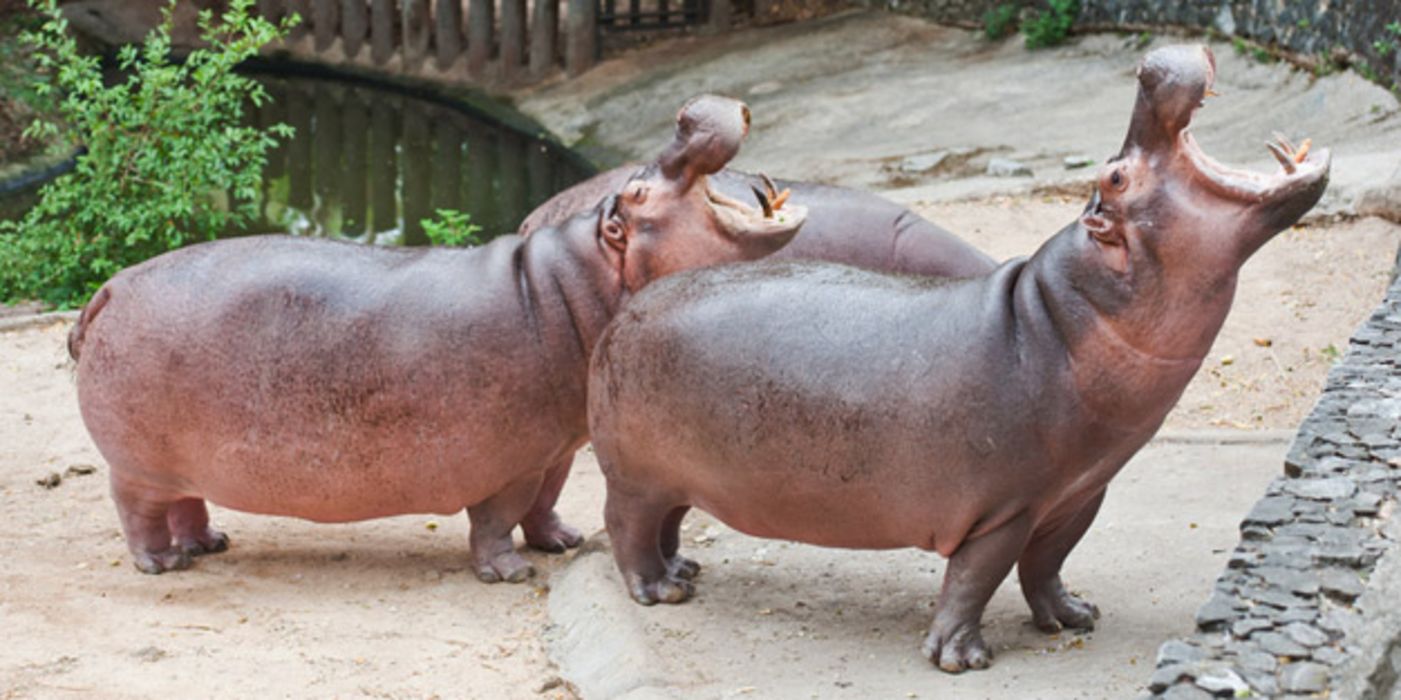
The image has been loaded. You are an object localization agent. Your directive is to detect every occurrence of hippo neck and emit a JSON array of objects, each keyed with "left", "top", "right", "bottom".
[
  {"left": 1011, "top": 224, "right": 1208, "bottom": 437},
  {"left": 517, "top": 214, "right": 625, "bottom": 440}
]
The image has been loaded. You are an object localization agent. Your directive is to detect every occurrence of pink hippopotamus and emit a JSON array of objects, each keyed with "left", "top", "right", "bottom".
[
  {"left": 586, "top": 46, "right": 1329, "bottom": 672},
  {"left": 70, "top": 95, "right": 807, "bottom": 581}
]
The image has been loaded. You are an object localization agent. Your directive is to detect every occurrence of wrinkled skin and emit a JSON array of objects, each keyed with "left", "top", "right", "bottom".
[
  {"left": 587, "top": 46, "right": 1329, "bottom": 672},
  {"left": 71, "top": 95, "right": 806, "bottom": 580}
]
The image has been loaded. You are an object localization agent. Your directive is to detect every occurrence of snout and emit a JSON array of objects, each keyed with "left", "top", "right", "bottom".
[
  {"left": 658, "top": 94, "right": 750, "bottom": 183},
  {"left": 1122, "top": 44, "right": 1216, "bottom": 153}
]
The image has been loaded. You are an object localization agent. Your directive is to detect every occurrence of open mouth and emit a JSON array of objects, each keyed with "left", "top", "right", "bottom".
[
  {"left": 705, "top": 173, "right": 808, "bottom": 235},
  {"left": 1175, "top": 53, "right": 1329, "bottom": 205}
]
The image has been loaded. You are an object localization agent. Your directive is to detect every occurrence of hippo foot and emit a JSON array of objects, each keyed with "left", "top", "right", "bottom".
[
  {"left": 921, "top": 623, "right": 992, "bottom": 673},
  {"left": 667, "top": 555, "right": 701, "bottom": 580},
  {"left": 132, "top": 548, "right": 194, "bottom": 575},
  {"left": 626, "top": 572, "right": 695, "bottom": 606},
  {"left": 473, "top": 550, "right": 536, "bottom": 584},
  {"left": 1028, "top": 587, "right": 1099, "bottom": 634},
  {"left": 177, "top": 529, "right": 230, "bottom": 557},
  {"left": 521, "top": 513, "right": 584, "bottom": 554}
]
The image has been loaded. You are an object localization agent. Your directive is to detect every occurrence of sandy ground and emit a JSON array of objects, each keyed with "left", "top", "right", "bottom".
[{"left": 5, "top": 10, "right": 1401, "bottom": 700}]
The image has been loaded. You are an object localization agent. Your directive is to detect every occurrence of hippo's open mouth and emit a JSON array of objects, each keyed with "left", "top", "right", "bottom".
[
  {"left": 705, "top": 174, "right": 808, "bottom": 237},
  {"left": 1172, "top": 49, "right": 1330, "bottom": 206}
]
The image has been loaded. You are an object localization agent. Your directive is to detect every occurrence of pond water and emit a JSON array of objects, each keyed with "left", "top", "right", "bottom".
[{"left": 0, "top": 72, "right": 595, "bottom": 245}]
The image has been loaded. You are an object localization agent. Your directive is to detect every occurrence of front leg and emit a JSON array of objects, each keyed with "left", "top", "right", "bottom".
[
  {"left": 520, "top": 454, "right": 585, "bottom": 553},
  {"left": 1017, "top": 490, "right": 1104, "bottom": 633},
  {"left": 922, "top": 511, "right": 1034, "bottom": 673}
]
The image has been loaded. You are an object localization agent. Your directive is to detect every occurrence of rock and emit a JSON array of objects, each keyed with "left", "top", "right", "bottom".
[
  {"left": 1157, "top": 640, "right": 1207, "bottom": 667},
  {"left": 986, "top": 157, "right": 1031, "bottom": 177},
  {"left": 1355, "top": 167, "right": 1401, "bottom": 224},
  {"left": 1253, "top": 631, "right": 1308, "bottom": 658},
  {"left": 899, "top": 151, "right": 950, "bottom": 174},
  {"left": 1277, "top": 661, "right": 1329, "bottom": 693},
  {"left": 35, "top": 472, "right": 62, "bottom": 489},
  {"left": 1242, "top": 496, "right": 1295, "bottom": 527},
  {"left": 1230, "top": 617, "right": 1272, "bottom": 638},
  {"left": 1062, "top": 154, "right": 1094, "bottom": 169},
  {"left": 1281, "top": 622, "right": 1329, "bottom": 647},
  {"left": 1195, "top": 593, "right": 1236, "bottom": 631},
  {"left": 1317, "top": 608, "right": 1362, "bottom": 636},
  {"left": 1163, "top": 683, "right": 1214, "bottom": 700},
  {"left": 1284, "top": 477, "right": 1356, "bottom": 501},
  {"left": 1236, "top": 649, "right": 1277, "bottom": 673},
  {"left": 1252, "top": 567, "right": 1320, "bottom": 596},
  {"left": 1149, "top": 663, "right": 1198, "bottom": 692},
  {"left": 64, "top": 464, "right": 98, "bottom": 477},
  {"left": 132, "top": 646, "right": 166, "bottom": 662},
  {"left": 1194, "top": 668, "right": 1248, "bottom": 696}
]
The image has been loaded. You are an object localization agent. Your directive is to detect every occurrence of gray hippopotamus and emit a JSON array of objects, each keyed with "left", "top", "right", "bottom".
[
  {"left": 70, "top": 95, "right": 807, "bottom": 581},
  {"left": 587, "top": 45, "right": 1328, "bottom": 672},
  {"left": 519, "top": 134, "right": 996, "bottom": 279}
]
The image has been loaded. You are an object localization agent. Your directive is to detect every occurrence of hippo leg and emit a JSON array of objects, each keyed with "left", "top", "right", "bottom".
[
  {"left": 604, "top": 484, "right": 694, "bottom": 605},
  {"left": 1017, "top": 491, "right": 1104, "bottom": 633},
  {"left": 519, "top": 455, "right": 584, "bottom": 553},
  {"left": 168, "top": 498, "right": 231, "bottom": 557},
  {"left": 111, "top": 477, "right": 194, "bottom": 575},
  {"left": 467, "top": 474, "right": 542, "bottom": 584},
  {"left": 659, "top": 505, "right": 700, "bottom": 580},
  {"left": 921, "top": 511, "right": 1034, "bottom": 673}
]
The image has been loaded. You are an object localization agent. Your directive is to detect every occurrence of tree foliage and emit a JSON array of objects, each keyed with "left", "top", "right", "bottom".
[{"left": 0, "top": 0, "right": 296, "bottom": 308}]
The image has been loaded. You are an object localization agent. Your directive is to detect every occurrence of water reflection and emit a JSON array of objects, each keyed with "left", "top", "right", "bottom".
[{"left": 247, "top": 74, "right": 592, "bottom": 244}]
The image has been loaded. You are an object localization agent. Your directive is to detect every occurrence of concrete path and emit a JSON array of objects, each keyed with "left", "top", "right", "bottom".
[{"left": 546, "top": 436, "right": 1293, "bottom": 699}]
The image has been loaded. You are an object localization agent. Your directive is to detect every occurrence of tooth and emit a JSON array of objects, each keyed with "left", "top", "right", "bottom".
[
  {"left": 760, "top": 173, "right": 778, "bottom": 200},
  {"left": 1272, "top": 132, "right": 1296, "bottom": 154},
  {"left": 1266, "top": 141, "right": 1297, "bottom": 174},
  {"left": 1293, "top": 138, "right": 1312, "bottom": 164},
  {"left": 751, "top": 186, "right": 773, "bottom": 218},
  {"left": 771, "top": 189, "right": 791, "bottom": 210}
]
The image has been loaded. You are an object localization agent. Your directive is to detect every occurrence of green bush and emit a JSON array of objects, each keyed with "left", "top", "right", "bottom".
[
  {"left": 421, "top": 209, "right": 483, "bottom": 247},
  {"left": 1022, "top": 0, "right": 1078, "bottom": 50},
  {"left": 0, "top": 0, "right": 296, "bottom": 308},
  {"left": 982, "top": 3, "right": 1019, "bottom": 41}
]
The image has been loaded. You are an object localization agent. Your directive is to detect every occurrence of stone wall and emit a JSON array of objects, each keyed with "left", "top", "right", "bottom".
[
  {"left": 1142, "top": 261, "right": 1401, "bottom": 698},
  {"left": 873, "top": 0, "right": 1401, "bottom": 89}
]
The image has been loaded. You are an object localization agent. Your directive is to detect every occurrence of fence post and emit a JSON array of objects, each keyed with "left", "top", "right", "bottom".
[
  {"left": 467, "top": 0, "right": 494, "bottom": 76},
  {"left": 529, "top": 0, "right": 558, "bottom": 78},
  {"left": 402, "top": 0, "right": 431, "bottom": 67},
  {"left": 707, "top": 0, "right": 729, "bottom": 32},
  {"left": 370, "top": 0, "right": 393, "bottom": 64},
  {"left": 499, "top": 0, "right": 526, "bottom": 81},
  {"left": 312, "top": 0, "right": 339, "bottom": 49},
  {"left": 564, "top": 0, "right": 595, "bottom": 76},
  {"left": 341, "top": 0, "right": 367, "bottom": 56},
  {"left": 435, "top": 0, "right": 463, "bottom": 69}
]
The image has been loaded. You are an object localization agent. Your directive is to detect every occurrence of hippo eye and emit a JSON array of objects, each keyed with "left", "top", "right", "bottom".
[
  {"left": 631, "top": 185, "right": 649, "bottom": 204},
  {"left": 1110, "top": 170, "right": 1123, "bottom": 188}
]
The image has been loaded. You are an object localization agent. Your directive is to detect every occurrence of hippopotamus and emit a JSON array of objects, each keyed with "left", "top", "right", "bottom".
[
  {"left": 587, "top": 45, "right": 1329, "bottom": 672},
  {"left": 519, "top": 134, "right": 996, "bottom": 280},
  {"left": 70, "top": 95, "right": 807, "bottom": 581}
]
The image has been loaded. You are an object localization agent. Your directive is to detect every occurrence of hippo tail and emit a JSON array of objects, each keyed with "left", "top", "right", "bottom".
[{"left": 67, "top": 285, "right": 112, "bottom": 362}]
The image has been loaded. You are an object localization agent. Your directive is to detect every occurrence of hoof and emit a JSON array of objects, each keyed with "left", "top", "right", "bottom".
[
  {"left": 921, "top": 625, "right": 993, "bottom": 674},
  {"left": 178, "top": 530, "right": 230, "bottom": 557},
  {"left": 1031, "top": 590, "right": 1100, "bottom": 634},
  {"left": 522, "top": 516, "right": 584, "bottom": 554},
  {"left": 628, "top": 574, "right": 694, "bottom": 606},
  {"left": 474, "top": 551, "right": 535, "bottom": 584},
  {"left": 667, "top": 555, "right": 701, "bottom": 580},
  {"left": 133, "top": 548, "right": 194, "bottom": 575}
]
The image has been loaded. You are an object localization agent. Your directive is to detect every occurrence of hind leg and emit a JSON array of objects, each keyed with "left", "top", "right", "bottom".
[
  {"left": 604, "top": 483, "right": 693, "bottom": 605},
  {"left": 111, "top": 478, "right": 192, "bottom": 575},
  {"left": 168, "top": 499, "right": 230, "bottom": 557},
  {"left": 467, "top": 474, "right": 544, "bottom": 584},
  {"left": 659, "top": 505, "right": 699, "bottom": 580},
  {"left": 519, "top": 455, "right": 584, "bottom": 553}
]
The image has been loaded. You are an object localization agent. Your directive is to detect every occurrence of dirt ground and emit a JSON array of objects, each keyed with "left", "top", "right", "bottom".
[{"left": 4, "top": 10, "right": 1401, "bottom": 700}]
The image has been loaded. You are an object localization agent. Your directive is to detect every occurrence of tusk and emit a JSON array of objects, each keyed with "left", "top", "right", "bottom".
[
  {"left": 771, "top": 188, "right": 791, "bottom": 210},
  {"left": 751, "top": 185, "right": 773, "bottom": 218},
  {"left": 759, "top": 173, "right": 779, "bottom": 200},
  {"left": 1293, "top": 138, "right": 1312, "bottom": 164},
  {"left": 1266, "top": 141, "right": 1297, "bottom": 174}
]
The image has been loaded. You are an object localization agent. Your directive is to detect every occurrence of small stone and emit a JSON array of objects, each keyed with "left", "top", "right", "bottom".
[
  {"left": 1318, "top": 569, "right": 1365, "bottom": 602},
  {"left": 1284, "top": 477, "right": 1356, "bottom": 501},
  {"left": 1311, "top": 645, "right": 1347, "bottom": 665},
  {"left": 1157, "top": 640, "right": 1207, "bottom": 667},
  {"left": 1253, "top": 632, "right": 1308, "bottom": 658},
  {"left": 535, "top": 676, "right": 565, "bottom": 694},
  {"left": 1063, "top": 154, "right": 1094, "bottom": 169},
  {"left": 1230, "top": 617, "right": 1272, "bottom": 638},
  {"left": 1281, "top": 623, "right": 1329, "bottom": 647},
  {"left": 1315, "top": 544, "right": 1368, "bottom": 568},
  {"left": 987, "top": 157, "right": 1032, "bottom": 177},
  {"left": 899, "top": 151, "right": 950, "bottom": 174},
  {"left": 1149, "top": 663, "right": 1198, "bottom": 692},
  {"left": 1278, "top": 661, "right": 1329, "bottom": 693},
  {"left": 1277, "top": 607, "right": 1318, "bottom": 624},
  {"left": 1163, "top": 683, "right": 1214, "bottom": 700},
  {"left": 1253, "top": 567, "right": 1320, "bottom": 596},
  {"left": 1195, "top": 668, "right": 1248, "bottom": 696},
  {"left": 35, "top": 473, "right": 62, "bottom": 489},
  {"left": 64, "top": 464, "right": 98, "bottom": 476},
  {"left": 1347, "top": 492, "right": 1384, "bottom": 515},
  {"left": 1243, "top": 496, "right": 1295, "bottom": 527},
  {"left": 1237, "top": 649, "right": 1278, "bottom": 673},
  {"left": 1196, "top": 594, "right": 1236, "bottom": 631},
  {"left": 132, "top": 646, "right": 166, "bottom": 662},
  {"left": 1318, "top": 608, "right": 1362, "bottom": 636}
]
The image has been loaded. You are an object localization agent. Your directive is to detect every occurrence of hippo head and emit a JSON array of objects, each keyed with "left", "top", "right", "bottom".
[
  {"left": 1071, "top": 44, "right": 1329, "bottom": 358},
  {"left": 597, "top": 95, "right": 808, "bottom": 292}
]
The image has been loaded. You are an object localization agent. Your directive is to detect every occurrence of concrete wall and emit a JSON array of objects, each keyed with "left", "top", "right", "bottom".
[{"left": 874, "top": 0, "right": 1401, "bottom": 89}]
